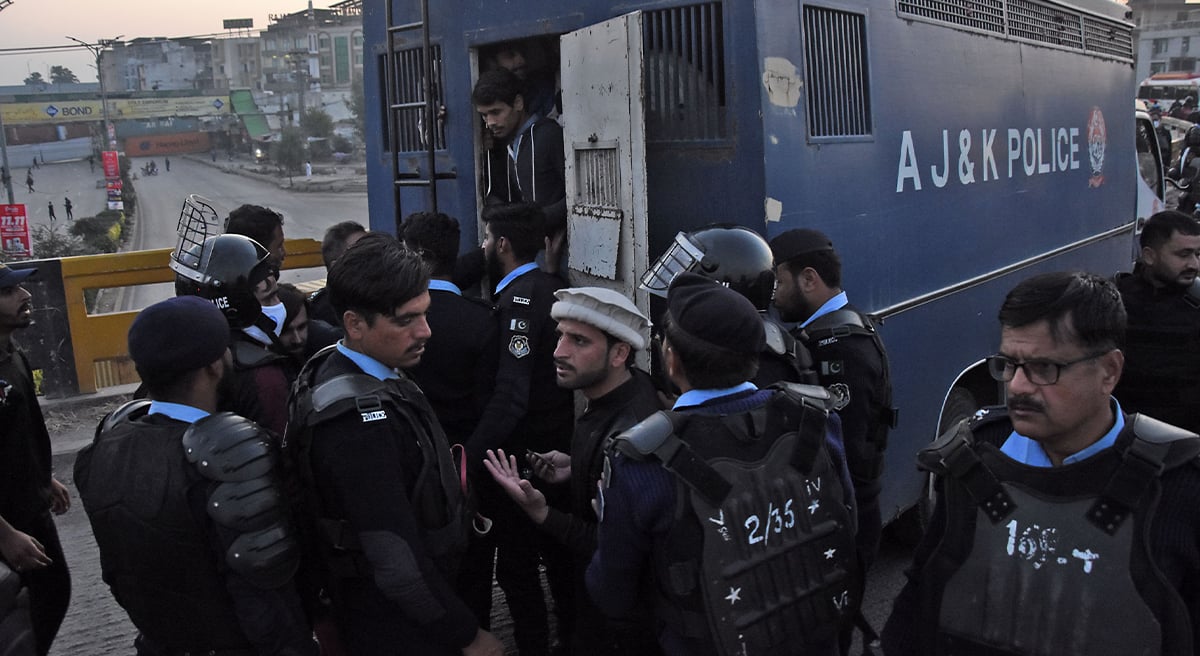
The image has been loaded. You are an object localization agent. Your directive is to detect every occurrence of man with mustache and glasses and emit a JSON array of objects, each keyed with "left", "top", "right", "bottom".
[
  {"left": 1114, "top": 210, "right": 1200, "bottom": 433},
  {"left": 0, "top": 263, "right": 70, "bottom": 656},
  {"left": 288, "top": 233, "right": 502, "bottom": 656},
  {"left": 883, "top": 271, "right": 1200, "bottom": 656}
]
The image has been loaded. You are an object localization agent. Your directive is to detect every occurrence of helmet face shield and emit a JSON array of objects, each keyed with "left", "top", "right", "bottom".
[
  {"left": 170, "top": 194, "right": 222, "bottom": 284},
  {"left": 641, "top": 225, "right": 777, "bottom": 310},
  {"left": 640, "top": 231, "right": 707, "bottom": 298}
]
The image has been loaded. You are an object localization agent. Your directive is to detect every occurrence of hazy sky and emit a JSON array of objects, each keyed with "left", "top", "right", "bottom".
[{"left": 0, "top": 0, "right": 326, "bottom": 86}]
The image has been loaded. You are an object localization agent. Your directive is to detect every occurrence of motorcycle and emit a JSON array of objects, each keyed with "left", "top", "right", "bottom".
[{"left": 1166, "top": 126, "right": 1200, "bottom": 215}]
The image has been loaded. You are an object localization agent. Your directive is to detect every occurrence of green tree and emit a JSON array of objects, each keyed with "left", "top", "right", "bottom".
[
  {"left": 300, "top": 107, "right": 334, "bottom": 139},
  {"left": 273, "top": 127, "right": 307, "bottom": 185},
  {"left": 23, "top": 71, "right": 44, "bottom": 85},
  {"left": 31, "top": 223, "right": 87, "bottom": 258},
  {"left": 49, "top": 66, "right": 79, "bottom": 84},
  {"left": 348, "top": 77, "right": 366, "bottom": 140}
]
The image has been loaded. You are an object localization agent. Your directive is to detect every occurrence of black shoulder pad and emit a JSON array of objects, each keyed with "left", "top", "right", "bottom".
[
  {"left": 232, "top": 339, "right": 284, "bottom": 370},
  {"left": 1128, "top": 414, "right": 1200, "bottom": 469},
  {"left": 771, "top": 382, "right": 834, "bottom": 411},
  {"left": 917, "top": 417, "right": 975, "bottom": 475},
  {"left": 98, "top": 399, "right": 152, "bottom": 433},
  {"left": 611, "top": 411, "right": 681, "bottom": 461},
  {"left": 182, "top": 412, "right": 275, "bottom": 483},
  {"left": 310, "top": 373, "right": 388, "bottom": 414},
  {"left": 967, "top": 405, "right": 1008, "bottom": 429},
  {"left": 762, "top": 317, "right": 788, "bottom": 357}
]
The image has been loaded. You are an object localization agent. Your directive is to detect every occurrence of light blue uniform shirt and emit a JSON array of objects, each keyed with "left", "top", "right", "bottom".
[
  {"left": 494, "top": 262, "right": 539, "bottom": 295},
  {"left": 147, "top": 401, "right": 209, "bottom": 424},
  {"left": 1000, "top": 398, "right": 1125, "bottom": 467},
  {"left": 800, "top": 291, "right": 849, "bottom": 328},
  {"left": 336, "top": 341, "right": 399, "bottom": 381},
  {"left": 674, "top": 382, "right": 758, "bottom": 410},
  {"left": 428, "top": 279, "right": 463, "bottom": 296}
]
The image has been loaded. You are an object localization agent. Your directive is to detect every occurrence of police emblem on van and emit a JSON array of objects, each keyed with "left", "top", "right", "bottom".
[{"left": 1087, "top": 107, "right": 1106, "bottom": 188}]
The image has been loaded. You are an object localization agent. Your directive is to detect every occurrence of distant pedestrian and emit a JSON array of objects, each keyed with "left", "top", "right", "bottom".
[
  {"left": 87, "top": 154, "right": 95, "bottom": 173},
  {"left": 304, "top": 160, "right": 312, "bottom": 178},
  {"left": 30, "top": 157, "right": 39, "bottom": 170},
  {"left": 164, "top": 157, "right": 170, "bottom": 173},
  {"left": 25, "top": 171, "right": 33, "bottom": 194},
  {"left": 46, "top": 202, "right": 55, "bottom": 222},
  {"left": 62, "top": 198, "right": 72, "bottom": 221},
  {"left": 210, "top": 149, "right": 217, "bottom": 163}
]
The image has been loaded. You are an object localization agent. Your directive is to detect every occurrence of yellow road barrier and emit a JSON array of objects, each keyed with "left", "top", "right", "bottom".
[{"left": 61, "top": 238, "right": 323, "bottom": 393}]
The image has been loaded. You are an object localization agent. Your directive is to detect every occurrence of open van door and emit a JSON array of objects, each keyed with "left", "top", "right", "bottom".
[{"left": 560, "top": 12, "right": 650, "bottom": 322}]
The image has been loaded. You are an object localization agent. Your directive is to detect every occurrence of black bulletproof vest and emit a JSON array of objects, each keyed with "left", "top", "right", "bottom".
[
  {"left": 74, "top": 406, "right": 253, "bottom": 652},
  {"left": 631, "top": 388, "right": 860, "bottom": 655},
  {"left": 288, "top": 347, "right": 469, "bottom": 570},
  {"left": 918, "top": 411, "right": 1199, "bottom": 656}
]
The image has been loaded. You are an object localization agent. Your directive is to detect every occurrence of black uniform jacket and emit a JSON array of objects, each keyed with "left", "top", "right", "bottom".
[{"left": 307, "top": 350, "right": 479, "bottom": 654}]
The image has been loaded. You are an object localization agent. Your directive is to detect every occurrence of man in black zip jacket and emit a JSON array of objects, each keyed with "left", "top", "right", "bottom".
[
  {"left": 1113, "top": 210, "right": 1200, "bottom": 434},
  {"left": 473, "top": 68, "right": 566, "bottom": 240},
  {"left": 484, "top": 286, "right": 662, "bottom": 655}
]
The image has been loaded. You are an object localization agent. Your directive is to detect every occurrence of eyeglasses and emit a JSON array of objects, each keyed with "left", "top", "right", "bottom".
[{"left": 986, "top": 351, "right": 1109, "bottom": 386}]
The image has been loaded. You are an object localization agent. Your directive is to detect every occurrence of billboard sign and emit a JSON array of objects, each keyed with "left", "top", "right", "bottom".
[
  {"left": 102, "top": 151, "right": 120, "bottom": 179},
  {"left": 1, "top": 95, "right": 232, "bottom": 125},
  {"left": 223, "top": 18, "right": 254, "bottom": 29},
  {"left": 0, "top": 204, "right": 32, "bottom": 259}
]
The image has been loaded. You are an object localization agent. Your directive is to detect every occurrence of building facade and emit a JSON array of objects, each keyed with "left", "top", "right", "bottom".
[{"left": 1132, "top": 0, "right": 1200, "bottom": 83}]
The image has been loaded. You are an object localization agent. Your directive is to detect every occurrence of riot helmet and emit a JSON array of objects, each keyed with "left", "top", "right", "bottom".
[
  {"left": 641, "top": 225, "right": 776, "bottom": 310},
  {"left": 1187, "top": 125, "right": 1200, "bottom": 150},
  {"left": 171, "top": 233, "right": 273, "bottom": 329}
]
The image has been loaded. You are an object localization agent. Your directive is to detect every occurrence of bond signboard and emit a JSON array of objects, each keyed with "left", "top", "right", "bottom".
[
  {"left": 0, "top": 204, "right": 32, "bottom": 259},
  {"left": 1, "top": 95, "right": 232, "bottom": 125}
]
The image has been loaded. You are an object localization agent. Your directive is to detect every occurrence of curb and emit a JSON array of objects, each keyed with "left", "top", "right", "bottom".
[{"left": 181, "top": 154, "right": 367, "bottom": 193}]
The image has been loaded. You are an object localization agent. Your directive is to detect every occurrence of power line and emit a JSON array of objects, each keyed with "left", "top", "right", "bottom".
[
  {"left": 0, "top": 45, "right": 89, "bottom": 56},
  {"left": 0, "top": 28, "right": 269, "bottom": 58}
]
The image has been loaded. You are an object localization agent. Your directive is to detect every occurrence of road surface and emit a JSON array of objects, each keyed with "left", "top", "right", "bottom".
[{"left": 123, "top": 155, "right": 369, "bottom": 309}]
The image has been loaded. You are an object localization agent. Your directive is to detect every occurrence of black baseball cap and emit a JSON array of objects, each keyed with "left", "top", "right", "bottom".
[{"left": 768, "top": 229, "right": 834, "bottom": 265}]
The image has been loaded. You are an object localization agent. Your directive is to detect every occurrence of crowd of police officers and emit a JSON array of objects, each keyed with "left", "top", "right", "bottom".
[
  {"left": 5, "top": 65, "right": 1200, "bottom": 656},
  {"left": 7, "top": 200, "right": 1200, "bottom": 656}
]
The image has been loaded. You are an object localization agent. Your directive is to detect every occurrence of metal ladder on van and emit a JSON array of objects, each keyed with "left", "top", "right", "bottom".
[{"left": 384, "top": 0, "right": 453, "bottom": 230}]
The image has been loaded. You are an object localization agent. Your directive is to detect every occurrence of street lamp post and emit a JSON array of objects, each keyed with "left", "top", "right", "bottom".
[{"left": 66, "top": 35, "right": 123, "bottom": 152}]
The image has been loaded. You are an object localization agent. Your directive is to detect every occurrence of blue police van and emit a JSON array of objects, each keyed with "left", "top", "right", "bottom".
[{"left": 360, "top": 0, "right": 1153, "bottom": 523}]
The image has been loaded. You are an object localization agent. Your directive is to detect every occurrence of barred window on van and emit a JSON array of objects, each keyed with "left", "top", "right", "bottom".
[{"left": 802, "top": 5, "right": 872, "bottom": 140}]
